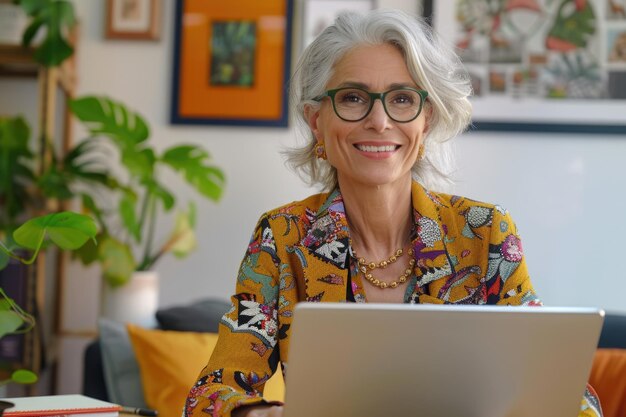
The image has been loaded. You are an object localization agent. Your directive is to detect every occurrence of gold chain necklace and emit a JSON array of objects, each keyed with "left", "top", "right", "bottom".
[
  {"left": 355, "top": 247, "right": 415, "bottom": 289},
  {"left": 357, "top": 248, "right": 404, "bottom": 270}
]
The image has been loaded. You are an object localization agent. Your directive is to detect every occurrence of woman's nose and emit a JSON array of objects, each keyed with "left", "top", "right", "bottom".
[
  {"left": 365, "top": 99, "right": 392, "bottom": 132},
  {"left": 364, "top": 99, "right": 392, "bottom": 132}
]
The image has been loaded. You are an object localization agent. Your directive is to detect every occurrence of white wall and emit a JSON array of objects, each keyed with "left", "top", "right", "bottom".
[{"left": 1, "top": 0, "right": 624, "bottom": 394}]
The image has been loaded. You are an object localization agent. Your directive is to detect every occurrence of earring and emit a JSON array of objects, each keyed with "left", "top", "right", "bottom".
[
  {"left": 417, "top": 145, "right": 426, "bottom": 160},
  {"left": 315, "top": 142, "right": 327, "bottom": 160}
]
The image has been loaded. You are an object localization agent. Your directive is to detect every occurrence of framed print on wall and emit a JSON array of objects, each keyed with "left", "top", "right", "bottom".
[
  {"left": 105, "top": 0, "right": 161, "bottom": 40},
  {"left": 300, "top": 0, "right": 376, "bottom": 50},
  {"left": 424, "top": 0, "right": 626, "bottom": 134},
  {"left": 171, "top": 0, "right": 293, "bottom": 127}
]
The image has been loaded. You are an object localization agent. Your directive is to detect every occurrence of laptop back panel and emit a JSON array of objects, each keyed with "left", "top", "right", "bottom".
[{"left": 283, "top": 303, "right": 604, "bottom": 417}]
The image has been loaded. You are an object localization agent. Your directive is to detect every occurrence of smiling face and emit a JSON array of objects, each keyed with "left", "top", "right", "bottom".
[{"left": 306, "top": 43, "right": 429, "bottom": 190}]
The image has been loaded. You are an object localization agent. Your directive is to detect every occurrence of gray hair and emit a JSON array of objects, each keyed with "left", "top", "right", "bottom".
[{"left": 284, "top": 8, "right": 472, "bottom": 192}]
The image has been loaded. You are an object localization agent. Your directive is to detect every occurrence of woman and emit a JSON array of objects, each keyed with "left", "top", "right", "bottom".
[{"left": 185, "top": 9, "right": 602, "bottom": 417}]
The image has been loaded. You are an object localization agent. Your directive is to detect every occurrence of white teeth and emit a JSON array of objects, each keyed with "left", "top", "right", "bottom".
[{"left": 355, "top": 144, "right": 397, "bottom": 152}]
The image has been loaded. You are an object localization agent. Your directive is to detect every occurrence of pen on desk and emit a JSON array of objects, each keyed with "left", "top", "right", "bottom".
[{"left": 120, "top": 406, "right": 158, "bottom": 416}]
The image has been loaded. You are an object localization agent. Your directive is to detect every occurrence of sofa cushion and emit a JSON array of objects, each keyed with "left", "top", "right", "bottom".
[
  {"left": 589, "top": 348, "right": 626, "bottom": 417},
  {"left": 155, "top": 297, "right": 231, "bottom": 332},
  {"left": 98, "top": 318, "right": 147, "bottom": 408},
  {"left": 126, "top": 325, "right": 219, "bottom": 417},
  {"left": 127, "top": 324, "right": 285, "bottom": 417}
]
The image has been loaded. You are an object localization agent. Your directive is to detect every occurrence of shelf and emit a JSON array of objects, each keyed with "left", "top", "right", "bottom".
[
  {"left": 0, "top": 43, "right": 77, "bottom": 94},
  {"left": 0, "top": 33, "right": 78, "bottom": 395}
]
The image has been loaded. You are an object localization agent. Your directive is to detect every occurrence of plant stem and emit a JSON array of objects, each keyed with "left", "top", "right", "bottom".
[
  {"left": 136, "top": 185, "right": 151, "bottom": 244},
  {"left": 149, "top": 228, "right": 184, "bottom": 270},
  {"left": 138, "top": 194, "right": 157, "bottom": 270},
  {"left": 0, "top": 288, "right": 36, "bottom": 332},
  {"left": 0, "top": 241, "right": 31, "bottom": 263}
]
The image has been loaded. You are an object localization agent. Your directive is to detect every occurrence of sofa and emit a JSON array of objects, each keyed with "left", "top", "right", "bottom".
[
  {"left": 83, "top": 305, "right": 626, "bottom": 417},
  {"left": 589, "top": 313, "right": 626, "bottom": 417},
  {"left": 82, "top": 298, "right": 285, "bottom": 417}
]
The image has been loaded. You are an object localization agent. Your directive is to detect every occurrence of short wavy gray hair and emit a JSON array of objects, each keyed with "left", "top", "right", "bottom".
[{"left": 284, "top": 9, "right": 472, "bottom": 192}]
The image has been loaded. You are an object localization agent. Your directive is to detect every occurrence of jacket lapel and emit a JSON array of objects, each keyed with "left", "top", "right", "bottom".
[
  {"left": 409, "top": 183, "right": 453, "bottom": 303},
  {"left": 295, "top": 189, "right": 351, "bottom": 302}
]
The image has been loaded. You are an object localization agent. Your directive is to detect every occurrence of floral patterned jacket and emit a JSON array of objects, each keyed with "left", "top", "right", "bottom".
[{"left": 184, "top": 182, "right": 602, "bottom": 417}]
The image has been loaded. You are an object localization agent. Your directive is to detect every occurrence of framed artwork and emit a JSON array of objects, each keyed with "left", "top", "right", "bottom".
[
  {"left": 171, "top": 0, "right": 293, "bottom": 127},
  {"left": 300, "top": 0, "right": 376, "bottom": 50},
  {"left": 105, "top": 0, "right": 161, "bottom": 40},
  {"left": 424, "top": 0, "right": 626, "bottom": 134}
]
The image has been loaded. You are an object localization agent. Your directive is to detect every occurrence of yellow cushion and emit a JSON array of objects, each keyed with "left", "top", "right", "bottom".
[{"left": 126, "top": 325, "right": 284, "bottom": 416}]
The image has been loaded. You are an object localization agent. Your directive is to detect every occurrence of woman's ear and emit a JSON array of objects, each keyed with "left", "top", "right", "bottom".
[
  {"left": 304, "top": 104, "right": 322, "bottom": 141},
  {"left": 422, "top": 102, "right": 433, "bottom": 135}
]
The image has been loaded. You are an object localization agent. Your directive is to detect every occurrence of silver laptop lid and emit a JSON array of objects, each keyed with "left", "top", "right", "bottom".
[{"left": 283, "top": 303, "right": 604, "bottom": 417}]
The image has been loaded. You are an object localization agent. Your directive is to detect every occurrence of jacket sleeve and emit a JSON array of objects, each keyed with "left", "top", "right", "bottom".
[
  {"left": 184, "top": 214, "right": 283, "bottom": 417},
  {"left": 488, "top": 208, "right": 603, "bottom": 417}
]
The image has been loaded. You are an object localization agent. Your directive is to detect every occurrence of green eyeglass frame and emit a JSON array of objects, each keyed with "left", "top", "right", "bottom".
[{"left": 313, "top": 87, "right": 429, "bottom": 123}]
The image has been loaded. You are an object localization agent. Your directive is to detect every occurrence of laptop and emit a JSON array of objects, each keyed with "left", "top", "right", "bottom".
[{"left": 283, "top": 303, "right": 604, "bottom": 417}]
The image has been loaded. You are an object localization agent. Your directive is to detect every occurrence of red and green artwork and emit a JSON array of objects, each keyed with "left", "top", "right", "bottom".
[{"left": 454, "top": 0, "right": 611, "bottom": 99}]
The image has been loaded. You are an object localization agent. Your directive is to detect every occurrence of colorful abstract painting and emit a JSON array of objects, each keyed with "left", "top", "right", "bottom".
[{"left": 428, "top": 0, "right": 626, "bottom": 133}]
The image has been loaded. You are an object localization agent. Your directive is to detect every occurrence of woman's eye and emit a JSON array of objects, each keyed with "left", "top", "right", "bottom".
[
  {"left": 390, "top": 94, "right": 415, "bottom": 105},
  {"left": 341, "top": 93, "right": 365, "bottom": 103}
]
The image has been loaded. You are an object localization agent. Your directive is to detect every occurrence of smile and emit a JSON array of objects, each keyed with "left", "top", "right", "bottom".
[{"left": 355, "top": 144, "right": 399, "bottom": 153}]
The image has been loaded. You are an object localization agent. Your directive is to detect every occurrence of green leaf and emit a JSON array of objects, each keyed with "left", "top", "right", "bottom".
[
  {"left": 33, "top": 30, "right": 73, "bottom": 66},
  {"left": 70, "top": 96, "right": 150, "bottom": 147},
  {"left": 0, "top": 299, "right": 11, "bottom": 311},
  {"left": 161, "top": 145, "right": 225, "bottom": 202},
  {"left": 55, "top": 0, "right": 75, "bottom": 27},
  {"left": 37, "top": 168, "right": 74, "bottom": 200},
  {"left": 0, "top": 310, "right": 24, "bottom": 339},
  {"left": 71, "top": 235, "right": 99, "bottom": 266},
  {"left": 11, "top": 369, "right": 38, "bottom": 384},
  {"left": 146, "top": 180, "right": 174, "bottom": 211},
  {"left": 19, "top": 0, "right": 76, "bottom": 67},
  {"left": 13, "top": 212, "right": 97, "bottom": 251},
  {"left": 18, "top": 0, "right": 48, "bottom": 15},
  {"left": 119, "top": 192, "right": 140, "bottom": 242},
  {"left": 121, "top": 147, "right": 154, "bottom": 180},
  {"left": 162, "top": 145, "right": 209, "bottom": 168},
  {"left": 193, "top": 166, "right": 226, "bottom": 201},
  {"left": 22, "top": 16, "right": 44, "bottom": 46},
  {"left": 168, "top": 209, "right": 197, "bottom": 258},
  {"left": 98, "top": 236, "right": 136, "bottom": 287},
  {"left": 0, "top": 115, "right": 31, "bottom": 151}
]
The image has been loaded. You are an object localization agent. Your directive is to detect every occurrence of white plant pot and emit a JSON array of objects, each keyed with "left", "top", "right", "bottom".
[{"left": 101, "top": 271, "right": 159, "bottom": 327}]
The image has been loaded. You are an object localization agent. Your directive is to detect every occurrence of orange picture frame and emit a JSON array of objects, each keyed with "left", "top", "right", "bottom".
[{"left": 171, "top": 0, "right": 293, "bottom": 127}]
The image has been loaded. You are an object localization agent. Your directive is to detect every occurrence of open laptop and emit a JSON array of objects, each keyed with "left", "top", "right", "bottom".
[{"left": 283, "top": 303, "right": 604, "bottom": 417}]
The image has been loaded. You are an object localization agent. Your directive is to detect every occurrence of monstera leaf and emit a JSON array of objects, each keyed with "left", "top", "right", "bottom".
[
  {"left": 19, "top": 0, "right": 76, "bottom": 67},
  {"left": 162, "top": 145, "right": 225, "bottom": 201},
  {"left": 70, "top": 96, "right": 150, "bottom": 148}
]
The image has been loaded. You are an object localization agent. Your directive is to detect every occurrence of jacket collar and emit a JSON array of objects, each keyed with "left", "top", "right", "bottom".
[{"left": 297, "top": 182, "right": 451, "bottom": 301}]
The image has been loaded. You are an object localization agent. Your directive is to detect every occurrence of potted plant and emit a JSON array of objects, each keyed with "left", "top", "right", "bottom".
[
  {"left": 0, "top": 211, "right": 97, "bottom": 389},
  {"left": 3, "top": 97, "right": 225, "bottom": 325},
  {"left": 4, "top": 0, "right": 226, "bottom": 325},
  {"left": 68, "top": 96, "right": 225, "bottom": 324}
]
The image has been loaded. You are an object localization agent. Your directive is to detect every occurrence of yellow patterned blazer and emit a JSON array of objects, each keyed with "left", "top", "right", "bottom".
[{"left": 184, "top": 182, "right": 602, "bottom": 417}]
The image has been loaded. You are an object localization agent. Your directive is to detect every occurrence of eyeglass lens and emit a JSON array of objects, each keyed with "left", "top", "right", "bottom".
[{"left": 332, "top": 88, "right": 423, "bottom": 122}]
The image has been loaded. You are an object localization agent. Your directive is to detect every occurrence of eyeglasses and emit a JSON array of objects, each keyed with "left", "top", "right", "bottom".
[{"left": 313, "top": 87, "right": 428, "bottom": 123}]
